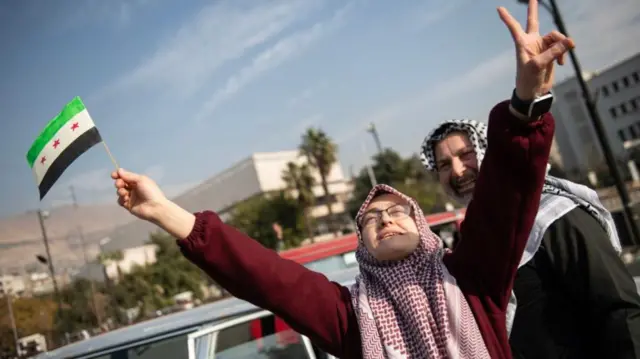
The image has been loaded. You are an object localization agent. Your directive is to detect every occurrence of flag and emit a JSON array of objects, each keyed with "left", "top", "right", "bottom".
[{"left": 26, "top": 97, "right": 102, "bottom": 200}]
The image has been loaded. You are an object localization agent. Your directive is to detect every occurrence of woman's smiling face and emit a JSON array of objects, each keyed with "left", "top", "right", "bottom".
[{"left": 359, "top": 193, "right": 420, "bottom": 261}]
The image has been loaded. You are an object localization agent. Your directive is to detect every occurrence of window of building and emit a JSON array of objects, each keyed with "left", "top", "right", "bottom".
[
  {"left": 623, "top": 76, "right": 630, "bottom": 87},
  {"left": 613, "top": 81, "right": 620, "bottom": 92},
  {"left": 630, "top": 125, "right": 638, "bottom": 139},
  {"left": 610, "top": 107, "right": 618, "bottom": 118},
  {"left": 619, "top": 129, "right": 627, "bottom": 142},
  {"left": 631, "top": 98, "right": 638, "bottom": 111},
  {"left": 633, "top": 71, "right": 639, "bottom": 83},
  {"left": 621, "top": 103, "right": 628, "bottom": 115},
  {"left": 601, "top": 86, "right": 610, "bottom": 97}
]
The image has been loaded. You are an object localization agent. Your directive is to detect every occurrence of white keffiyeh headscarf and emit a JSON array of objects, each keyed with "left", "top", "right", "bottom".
[{"left": 350, "top": 184, "right": 490, "bottom": 359}]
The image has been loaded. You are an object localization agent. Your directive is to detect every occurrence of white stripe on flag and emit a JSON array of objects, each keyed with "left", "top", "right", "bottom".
[{"left": 32, "top": 109, "right": 97, "bottom": 186}]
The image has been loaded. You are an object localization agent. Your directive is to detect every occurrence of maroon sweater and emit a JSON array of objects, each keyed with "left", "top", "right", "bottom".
[{"left": 178, "top": 100, "right": 554, "bottom": 358}]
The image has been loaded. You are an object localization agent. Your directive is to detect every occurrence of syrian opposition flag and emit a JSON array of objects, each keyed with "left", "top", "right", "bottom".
[{"left": 26, "top": 97, "right": 102, "bottom": 200}]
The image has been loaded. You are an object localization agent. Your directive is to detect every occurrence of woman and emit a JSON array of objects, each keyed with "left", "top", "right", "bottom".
[
  {"left": 112, "top": 2, "right": 572, "bottom": 357},
  {"left": 111, "top": 100, "right": 551, "bottom": 358}
]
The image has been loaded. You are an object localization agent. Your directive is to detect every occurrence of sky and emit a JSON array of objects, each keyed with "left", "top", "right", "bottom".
[{"left": 1, "top": 0, "right": 639, "bottom": 218}]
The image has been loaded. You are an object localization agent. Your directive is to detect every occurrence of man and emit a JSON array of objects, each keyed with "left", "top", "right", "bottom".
[{"left": 421, "top": 117, "right": 640, "bottom": 357}]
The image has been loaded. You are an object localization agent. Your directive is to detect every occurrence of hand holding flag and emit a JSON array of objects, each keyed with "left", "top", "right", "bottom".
[
  {"left": 112, "top": 168, "right": 168, "bottom": 221},
  {"left": 112, "top": 168, "right": 195, "bottom": 240}
]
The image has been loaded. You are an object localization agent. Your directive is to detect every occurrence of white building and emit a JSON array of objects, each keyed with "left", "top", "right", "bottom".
[
  {"left": 102, "top": 150, "right": 354, "bottom": 252},
  {"left": 28, "top": 272, "right": 55, "bottom": 295},
  {"left": 74, "top": 244, "right": 158, "bottom": 283},
  {"left": 174, "top": 150, "right": 353, "bottom": 227},
  {"left": 102, "top": 244, "right": 158, "bottom": 282},
  {"left": 0, "top": 274, "right": 26, "bottom": 296},
  {"left": 551, "top": 53, "right": 640, "bottom": 173}
]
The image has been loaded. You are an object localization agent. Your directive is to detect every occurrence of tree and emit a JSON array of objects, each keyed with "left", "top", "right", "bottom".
[
  {"left": 300, "top": 128, "right": 339, "bottom": 235},
  {"left": 282, "top": 161, "right": 316, "bottom": 242},
  {"left": 56, "top": 279, "right": 106, "bottom": 334},
  {"left": 228, "top": 192, "right": 307, "bottom": 250},
  {"left": 97, "top": 250, "right": 123, "bottom": 263},
  {"left": 347, "top": 149, "right": 446, "bottom": 217},
  {"left": 0, "top": 296, "right": 58, "bottom": 354}
]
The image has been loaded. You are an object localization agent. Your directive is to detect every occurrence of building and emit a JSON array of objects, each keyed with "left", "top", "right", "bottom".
[
  {"left": 101, "top": 150, "right": 354, "bottom": 252},
  {"left": 551, "top": 53, "right": 640, "bottom": 173},
  {"left": 0, "top": 271, "right": 66, "bottom": 297},
  {"left": 28, "top": 272, "right": 55, "bottom": 296},
  {"left": 102, "top": 244, "right": 158, "bottom": 282},
  {"left": 0, "top": 273, "right": 26, "bottom": 296},
  {"left": 74, "top": 244, "right": 158, "bottom": 283}
]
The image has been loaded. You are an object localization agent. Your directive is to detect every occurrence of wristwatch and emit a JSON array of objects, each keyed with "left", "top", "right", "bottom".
[{"left": 510, "top": 89, "right": 554, "bottom": 119}]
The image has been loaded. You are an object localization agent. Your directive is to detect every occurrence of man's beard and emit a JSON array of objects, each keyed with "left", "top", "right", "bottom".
[{"left": 445, "top": 169, "right": 478, "bottom": 205}]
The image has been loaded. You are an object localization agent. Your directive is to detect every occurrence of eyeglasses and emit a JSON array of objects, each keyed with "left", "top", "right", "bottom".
[{"left": 359, "top": 204, "right": 412, "bottom": 228}]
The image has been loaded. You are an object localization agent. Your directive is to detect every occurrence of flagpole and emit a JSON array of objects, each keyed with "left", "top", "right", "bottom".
[{"left": 102, "top": 142, "right": 119, "bottom": 169}]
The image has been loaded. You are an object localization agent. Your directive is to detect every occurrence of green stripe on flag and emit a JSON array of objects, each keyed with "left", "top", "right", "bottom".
[{"left": 26, "top": 97, "right": 87, "bottom": 167}]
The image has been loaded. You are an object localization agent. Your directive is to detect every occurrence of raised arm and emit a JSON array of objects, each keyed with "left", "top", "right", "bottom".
[
  {"left": 445, "top": 0, "right": 574, "bottom": 308},
  {"left": 444, "top": 100, "right": 553, "bottom": 303},
  {"left": 111, "top": 169, "right": 361, "bottom": 358}
]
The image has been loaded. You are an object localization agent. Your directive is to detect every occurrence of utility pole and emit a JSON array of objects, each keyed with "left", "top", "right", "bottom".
[
  {"left": 70, "top": 186, "right": 102, "bottom": 328},
  {"left": 366, "top": 123, "right": 384, "bottom": 155},
  {"left": 361, "top": 141, "right": 378, "bottom": 187},
  {"left": 515, "top": 0, "right": 640, "bottom": 245},
  {"left": 5, "top": 291, "right": 20, "bottom": 356},
  {"left": 36, "top": 209, "right": 66, "bottom": 344}
]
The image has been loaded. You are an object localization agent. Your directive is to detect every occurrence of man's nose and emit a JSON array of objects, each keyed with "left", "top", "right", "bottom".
[{"left": 451, "top": 158, "right": 466, "bottom": 177}]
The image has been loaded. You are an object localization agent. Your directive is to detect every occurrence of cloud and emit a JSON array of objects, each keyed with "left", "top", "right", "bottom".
[
  {"left": 287, "top": 87, "right": 315, "bottom": 108},
  {"left": 91, "top": 0, "right": 320, "bottom": 104},
  {"left": 554, "top": 0, "right": 640, "bottom": 77},
  {"left": 286, "top": 80, "right": 328, "bottom": 108},
  {"left": 338, "top": 0, "right": 640, "bottom": 146},
  {"left": 336, "top": 49, "right": 513, "bottom": 144},
  {"left": 407, "top": 0, "right": 468, "bottom": 31},
  {"left": 195, "top": 2, "right": 355, "bottom": 121}
]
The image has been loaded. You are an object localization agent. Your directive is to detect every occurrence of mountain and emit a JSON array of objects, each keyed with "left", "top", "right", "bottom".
[{"left": 0, "top": 204, "right": 132, "bottom": 272}]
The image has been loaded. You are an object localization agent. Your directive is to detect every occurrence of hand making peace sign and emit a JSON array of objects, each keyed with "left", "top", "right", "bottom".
[{"left": 498, "top": 0, "right": 575, "bottom": 101}]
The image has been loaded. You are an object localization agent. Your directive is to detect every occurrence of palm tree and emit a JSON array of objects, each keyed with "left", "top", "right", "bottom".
[
  {"left": 282, "top": 162, "right": 316, "bottom": 242},
  {"left": 300, "top": 128, "right": 339, "bottom": 236}
]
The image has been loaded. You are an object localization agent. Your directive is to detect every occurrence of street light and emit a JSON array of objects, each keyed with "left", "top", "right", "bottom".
[
  {"left": 366, "top": 123, "right": 384, "bottom": 155},
  {"left": 517, "top": 0, "right": 640, "bottom": 245},
  {"left": 35, "top": 209, "right": 66, "bottom": 345}
]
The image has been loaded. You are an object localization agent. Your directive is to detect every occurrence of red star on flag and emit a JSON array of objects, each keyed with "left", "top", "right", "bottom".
[
  {"left": 71, "top": 122, "right": 79, "bottom": 131},
  {"left": 40, "top": 156, "right": 46, "bottom": 165},
  {"left": 53, "top": 139, "right": 60, "bottom": 149}
]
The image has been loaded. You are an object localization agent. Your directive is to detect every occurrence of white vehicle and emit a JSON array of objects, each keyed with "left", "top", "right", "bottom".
[{"left": 33, "top": 266, "right": 359, "bottom": 359}]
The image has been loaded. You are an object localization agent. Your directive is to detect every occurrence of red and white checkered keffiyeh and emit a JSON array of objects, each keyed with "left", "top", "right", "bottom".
[{"left": 350, "top": 184, "right": 490, "bottom": 359}]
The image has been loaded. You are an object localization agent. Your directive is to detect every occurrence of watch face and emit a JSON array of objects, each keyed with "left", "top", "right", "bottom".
[{"left": 530, "top": 95, "right": 554, "bottom": 118}]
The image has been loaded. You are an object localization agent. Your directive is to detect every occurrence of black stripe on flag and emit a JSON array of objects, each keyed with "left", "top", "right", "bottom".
[{"left": 38, "top": 127, "right": 102, "bottom": 200}]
